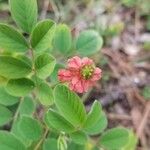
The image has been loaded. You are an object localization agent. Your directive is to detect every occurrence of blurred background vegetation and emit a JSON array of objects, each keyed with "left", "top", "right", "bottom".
[{"left": 0, "top": 0, "right": 149, "bottom": 149}]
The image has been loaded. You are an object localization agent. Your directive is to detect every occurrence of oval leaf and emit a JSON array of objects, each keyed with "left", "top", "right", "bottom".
[
  {"left": 19, "top": 97, "right": 35, "bottom": 116},
  {"left": 54, "top": 84, "right": 87, "bottom": 128},
  {"left": 37, "top": 82, "right": 54, "bottom": 106},
  {"left": 31, "top": 20, "right": 56, "bottom": 53},
  {"left": 0, "top": 56, "right": 32, "bottom": 79},
  {"left": 0, "top": 86, "right": 19, "bottom": 106},
  {"left": 84, "top": 112, "right": 107, "bottom": 135},
  {"left": 83, "top": 100, "right": 102, "bottom": 129},
  {"left": 9, "top": 0, "right": 37, "bottom": 33},
  {"left": 46, "top": 109, "right": 75, "bottom": 133},
  {"left": 100, "top": 127, "right": 129, "bottom": 150},
  {"left": 0, "top": 105, "right": 12, "bottom": 126},
  {"left": 18, "top": 115, "right": 43, "bottom": 141},
  {"left": 76, "top": 30, "right": 103, "bottom": 55},
  {"left": 35, "top": 54, "right": 56, "bottom": 79},
  {"left": 0, "top": 131, "right": 26, "bottom": 150},
  {"left": 6, "top": 78, "right": 35, "bottom": 97},
  {"left": 53, "top": 24, "right": 72, "bottom": 53},
  {"left": 0, "top": 24, "right": 29, "bottom": 52}
]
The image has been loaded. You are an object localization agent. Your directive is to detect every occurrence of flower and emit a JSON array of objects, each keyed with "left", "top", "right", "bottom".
[{"left": 58, "top": 56, "right": 102, "bottom": 93}]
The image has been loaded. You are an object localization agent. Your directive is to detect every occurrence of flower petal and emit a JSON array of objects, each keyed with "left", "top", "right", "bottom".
[
  {"left": 82, "top": 57, "right": 93, "bottom": 66},
  {"left": 68, "top": 56, "right": 82, "bottom": 69},
  {"left": 91, "top": 67, "right": 102, "bottom": 81},
  {"left": 58, "top": 69, "right": 72, "bottom": 82}
]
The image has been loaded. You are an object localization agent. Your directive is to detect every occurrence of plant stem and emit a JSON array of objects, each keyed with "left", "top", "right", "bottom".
[{"left": 34, "top": 127, "right": 49, "bottom": 150}]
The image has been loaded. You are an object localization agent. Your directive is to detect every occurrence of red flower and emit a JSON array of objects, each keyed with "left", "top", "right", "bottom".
[{"left": 58, "top": 56, "right": 102, "bottom": 93}]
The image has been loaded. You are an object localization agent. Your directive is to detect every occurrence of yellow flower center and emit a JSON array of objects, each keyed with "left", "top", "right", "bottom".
[{"left": 81, "top": 65, "right": 94, "bottom": 80}]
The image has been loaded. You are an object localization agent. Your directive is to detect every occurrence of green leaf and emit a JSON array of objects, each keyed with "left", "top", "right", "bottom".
[
  {"left": 0, "top": 86, "right": 19, "bottom": 106},
  {"left": 31, "top": 19, "right": 56, "bottom": 53},
  {"left": 0, "top": 56, "right": 32, "bottom": 79},
  {"left": 43, "top": 138, "right": 57, "bottom": 150},
  {"left": 16, "top": 55, "right": 32, "bottom": 67},
  {"left": 83, "top": 100, "right": 102, "bottom": 129},
  {"left": 11, "top": 120, "right": 32, "bottom": 147},
  {"left": 19, "top": 97, "right": 35, "bottom": 116},
  {"left": 0, "top": 24, "right": 29, "bottom": 52},
  {"left": 9, "top": 0, "right": 37, "bottom": 33},
  {"left": 100, "top": 127, "right": 129, "bottom": 150},
  {"left": 122, "top": 131, "right": 137, "bottom": 150},
  {"left": 0, "top": 105, "right": 12, "bottom": 126},
  {"left": 35, "top": 54, "right": 56, "bottom": 79},
  {"left": 70, "top": 131, "right": 88, "bottom": 145},
  {"left": 84, "top": 112, "right": 107, "bottom": 135},
  {"left": 46, "top": 109, "right": 75, "bottom": 133},
  {"left": 18, "top": 115, "right": 43, "bottom": 141},
  {"left": 0, "top": 131, "right": 26, "bottom": 150},
  {"left": 76, "top": 30, "right": 103, "bottom": 55},
  {"left": 6, "top": 78, "right": 35, "bottom": 97},
  {"left": 53, "top": 24, "right": 72, "bottom": 53},
  {"left": 37, "top": 82, "right": 54, "bottom": 106},
  {"left": 54, "top": 84, "right": 87, "bottom": 128}
]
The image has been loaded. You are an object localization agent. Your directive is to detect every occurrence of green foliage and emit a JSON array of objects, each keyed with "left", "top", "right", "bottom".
[
  {"left": 83, "top": 100, "right": 102, "bottom": 129},
  {"left": 37, "top": 82, "right": 54, "bottom": 106},
  {"left": 43, "top": 138, "right": 57, "bottom": 150},
  {"left": 76, "top": 30, "right": 103, "bottom": 55},
  {"left": 0, "top": 104, "right": 12, "bottom": 126},
  {"left": 0, "top": 131, "right": 26, "bottom": 150},
  {"left": 18, "top": 115, "right": 43, "bottom": 141},
  {"left": 53, "top": 24, "right": 72, "bottom": 54},
  {"left": 6, "top": 78, "right": 35, "bottom": 97},
  {"left": 9, "top": 0, "right": 37, "bottom": 33},
  {"left": 0, "top": 86, "right": 19, "bottom": 106},
  {"left": 0, "top": 0, "right": 138, "bottom": 149},
  {"left": 122, "top": 131, "right": 138, "bottom": 150},
  {"left": 70, "top": 131, "right": 88, "bottom": 145},
  {"left": 84, "top": 112, "right": 108, "bottom": 135},
  {"left": 100, "top": 127, "right": 130, "bottom": 150},
  {"left": 11, "top": 120, "right": 32, "bottom": 146},
  {"left": 35, "top": 53, "right": 56, "bottom": 79},
  {"left": 19, "top": 97, "right": 35, "bottom": 116},
  {"left": 54, "top": 84, "right": 87, "bottom": 128},
  {"left": 0, "top": 56, "right": 32, "bottom": 79},
  {"left": 31, "top": 20, "right": 56, "bottom": 53},
  {"left": 0, "top": 24, "right": 29, "bottom": 52},
  {"left": 46, "top": 109, "right": 75, "bottom": 133}
]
